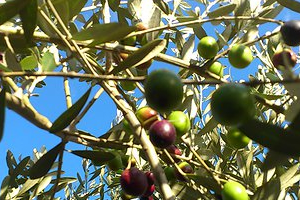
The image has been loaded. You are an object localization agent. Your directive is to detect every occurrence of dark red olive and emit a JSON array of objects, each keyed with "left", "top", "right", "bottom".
[
  {"left": 120, "top": 167, "right": 148, "bottom": 196},
  {"left": 163, "top": 145, "right": 182, "bottom": 163},
  {"left": 149, "top": 120, "right": 176, "bottom": 148},
  {"left": 272, "top": 49, "right": 297, "bottom": 69}
]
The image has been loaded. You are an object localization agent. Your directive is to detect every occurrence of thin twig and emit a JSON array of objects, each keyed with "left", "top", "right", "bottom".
[{"left": 62, "top": 65, "right": 72, "bottom": 108}]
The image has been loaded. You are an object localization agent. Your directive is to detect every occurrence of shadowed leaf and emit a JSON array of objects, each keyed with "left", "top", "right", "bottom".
[
  {"left": 19, "top": 0, "right": 37, "bottom": 43},
  {"left": 110, "top": 39, "right": 166, "bottom": 74},
  {"left": 0, "top": 87, "right": 5, "bottom": 142},
  {"left": 0, "top": 176, "right": 10, "bottom": 199},
  {"left": 50, "top": 88, "right": 91, "bottom": 133},
  {"left": 0, "top": 0, "right": 31, "bottom": 25},
  {"left": 29, "top": 142, "right": 64, "bottom": 179},
  {"left": 68, "top": 0, "right": 87, "bottom": 20},
  {"left": 9, "top": 156, "right": 30, "bottom": 187},
  {"left": 239, "top": 119, "right": 300, "bottom": 156},
  {"left": 277, "top": 0, "right": 300, "bottom": 13},
  {"left": 70, "top": 150, "right": 115, "bottom": 166}
]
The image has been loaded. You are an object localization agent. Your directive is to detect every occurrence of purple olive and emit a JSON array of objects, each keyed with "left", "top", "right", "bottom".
[
  {"left": 120, "top": 167, "right": 148, "bottom": 196},
  {"left": 149, "top": 120, "right": 176, "bottom": 148}
]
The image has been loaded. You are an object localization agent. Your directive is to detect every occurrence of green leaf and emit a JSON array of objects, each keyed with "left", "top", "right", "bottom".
[
  {"left": 153, "top": 0, "right": 170, "bottom": 14},
  {"left": 52, "top": 0, "right": 69, "bottom": 26},
  {"left": 238, "top": 119, "right": 300, "bottom": 157},
  {"left": 72, "top": 23, "right": 137, "bottom": 45},
  {"left": 5, "top": 50, "right": 22, "bottom": 71},
  {"left": 277, "top": 0, "right": 300, "bottom": 13},
  {"left": 17, "top": 178, "right": 40, "bottom": 196},
  {"left": 19, "top": 0, "right": 37, "bottom": 43},
  {"left": 49, "top": 88, "right": 91, "bottom": 133},
  {"left": 70, "top": 150, "right": 115, "bottom": 166},
  {"left": 252, "top": 91, "right": 284, "bottom": 101},
  {"left": 0, "top": 87, "right": 5, "bottom": 143},
  {"left": 289, "top": 110, "right": 300, "bottom": 132},
  {"left": 29, "top": 142, "right": 64, "bottom": 179},
  {"left": 41, "top": 52, "right": 56, "bottom": 72},
  {"left": 20, "top": 55, "right": 38, "bottom": 70},
  {"left": 9, "top": 156, "right": 30, "bottom": 187},
  {"left": 110, "top": 39, "right": 166, "bottom": 74},
  {"left": 0, "top": 176, "right": 10, "bottom": 199},
  {"left": 31, "top": 176, "right": 52, "bottom": 197},
  {"left": 0, "top": 0, "right": 31, "bottom": 25},
  {"left": 68, "top": 0, "right": 87, "bottom": 20},
  {"left": 0, "top": 63, "right": 12, "bottom": 72},
  {"left": 108, "top": 0, "right": 120, "bottom": 11},
  {"left": 208, "top": 4, "right": 236, "bottom": 18}
]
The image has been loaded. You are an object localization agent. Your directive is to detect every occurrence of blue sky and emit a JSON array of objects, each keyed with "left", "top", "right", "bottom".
[{"left": 0, "top": 1, "right": 299, "bottom": 198}]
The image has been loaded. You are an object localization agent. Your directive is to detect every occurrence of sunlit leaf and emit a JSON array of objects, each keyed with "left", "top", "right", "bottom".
[
  {"left": 31, "top": 176, "right": 52, "bottom": 197},
  {"left": 20, "top": 55, "right": 38, "bottom": 70},
  {"left": 19, "top": 0, "right": 37, "bottom": 43},
  {"left": 41, "top": 52, "right": 56, "bottom": 72},
  {"left": 17, "top": 178, "right": 40, "bottom": 196},
  {"left": 72, "top": 23, "right": 137, "bottom": 45},
  {"left": 208, "top": 4, "right": 236, "bottom": 18},
  {"left": 153, "top": 0, "right": 170, "bottom": 14},
  {"left": 50, "top": 88, "right": 91, "bottom": 133},
  {"left": 29, "top": 142, "right": 64, "bottom": 179},
  {"left": 110, "top": 39, "right": 166, "bottom": 74}
]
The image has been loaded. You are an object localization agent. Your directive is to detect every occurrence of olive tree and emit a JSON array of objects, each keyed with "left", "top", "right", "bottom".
[{"left": 1, "top": 0, "right": 300, "bottom": 199}]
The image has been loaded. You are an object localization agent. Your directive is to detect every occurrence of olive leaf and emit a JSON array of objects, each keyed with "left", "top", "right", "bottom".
[
  {"left": 19, "top": 0, "right": 37, "bottom": 43},
  {"left": 109, "top": 39, "right": 166, "bottom": 74},
  {"left": 50, "top": 88, "right": 91, "bottom": 133},
  {"left": 70, "top": 150, "right": 115, "bottom": 166},
  {"left": 0, "top": 87, "right": 6, "bottom": 143},
  {"left": 29, "top": 142, "right": 64, "bottom": 179},
  {"left": 238, "top": 119, "right": 300, "bottom": 156},
  {"left": 72, "top": 23, "right": 137, "bottom": 46},
  {"left": 277, "top": 0, "right": 300, "bottom": 13},
  {"left": 0, "top": 0, "right": 31, "bottom": 25}
]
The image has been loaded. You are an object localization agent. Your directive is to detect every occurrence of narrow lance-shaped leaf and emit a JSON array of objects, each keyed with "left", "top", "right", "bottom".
[
  {"left": 208, "top": 4, "right": 236, "bottom": 18},
  {"left": 0, "top": 0, "right": 31, "bottom": 25},
  {"left": 70, "top": 150, "right": 115, "bottom": 166},
  {"left": 50, "top": 88, "right": 92, "bottom": 133},
  {"left": 238, "top": 119, "right": 300, "bottom": 157},
  {"left": 68, "top": 0, "right": 88, "bottom": 20},
  {"left": 277, "top": 0, "right": 300, "bottom": 13},
  {"left": 9, "top": 156, "right": 30, "bottom": 187},
  {"left": 110, "top": 39, "right": 167, "bottom": 74},
  {"left": 19, "top": 0, "right": 37, "bottom": 43},
  {"left": 0, "top": 176, "right": 10, "bottom": 199},
  {"left": 72, "top": 23, "right": 137, "bottom": 46},
  {"left": 29, "top": 142, "right": 64, "bottom": 179},
  {"left": 0, "top": 86, "right": 6, "bottom": 142},
  {"left": 289, "top": 110, "right": 300, "bottom": 132}
]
